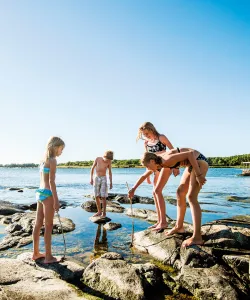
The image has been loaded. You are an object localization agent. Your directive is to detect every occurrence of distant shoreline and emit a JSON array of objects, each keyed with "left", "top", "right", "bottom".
[{"left": 0, "top": 154, "right": 249, "bottom": 169}]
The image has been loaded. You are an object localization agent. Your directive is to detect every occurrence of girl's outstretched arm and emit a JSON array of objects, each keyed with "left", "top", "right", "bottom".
[
  {"left": 49, "top": 158, "right": 60, "bottom": 212},
  {"left": 128, "top": 169, "right": 153, "bottom": 198}
]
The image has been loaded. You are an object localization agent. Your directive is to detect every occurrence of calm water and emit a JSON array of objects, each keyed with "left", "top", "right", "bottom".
[{"left": 0, "top": 167, "right": 250, "bottom": 264}]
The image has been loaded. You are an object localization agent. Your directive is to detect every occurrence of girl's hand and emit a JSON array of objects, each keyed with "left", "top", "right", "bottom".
[
  {"left": 110, "top": 183, "right": 113, "bottom": 189},
  {"left": 196, "top": 174, "right": 207, "bottom": 187},
  {"left": 54, "top": 200, "right": 60, "bottom": 212},
  {"left": 90, "top": 179, "right": 93, "bottom": 185},
  {"left": 173, "top": 168, "right": 180, "bottom": 177},
  {"left": 128, "top": 188, "right": 135, "bottom": 199}
]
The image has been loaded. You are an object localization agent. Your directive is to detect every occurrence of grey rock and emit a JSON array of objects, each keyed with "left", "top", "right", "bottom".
[
  {"left": 0, "top": 256, "right": 86, "bottom": 300},
  {"left": 0, "top": 212, "right": 75, "bottom": 250},
  {"left": 82, "top": 200, "right": 125, "bottom": 213},
  {"left": 103, "top": 222, "right": 122, "bottom": 231},
  {"left": 89, "top": 216, "right": 111, "bottom": 223},
  {"left": 133, "top": 229, "right": 183, "bottom": 265},
  {"left": 176, "top": 264, "right": 249, "bottom": 299},
  {"left": 83, "top": 252, "right": 154, "bottom": 300},
  {"left": 223, "top": 255, "right": 250, "bottom": 283},
  {"left": 0, "top": 200, "right": 25, "bottom": 215},
  {"left": 126, "top": 208, "right": 172, "bottom": 223}
]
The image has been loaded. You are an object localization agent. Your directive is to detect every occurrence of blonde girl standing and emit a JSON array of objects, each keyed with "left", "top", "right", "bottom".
[
  {"left": 32, "top": 136, "right": 65, "bottom": 263},
  {"left": 129, "top": 122, "right": 179, "bottom": 232}
]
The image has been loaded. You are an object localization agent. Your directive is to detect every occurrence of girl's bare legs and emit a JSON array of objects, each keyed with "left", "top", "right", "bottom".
[
  {"left": 182, "top": 161, "right": 209, "bottom": 247},
  {"left": 148, "top": 171, "right": 161, "bottom": 229},
  {"left": 152, "top": 168, "right": 172, "bottom": 231},
  {"left": 32, "top": 201, "right": 45, "bottom": 260},
  {"left": 43, "top": 197, "right": 60, "bottom": 263},
  {"left": 93, "top": 196, "right": 102, "bottom": 217},
  {"left": 165, "top": 167, "right": 190, "bottom": 235}
]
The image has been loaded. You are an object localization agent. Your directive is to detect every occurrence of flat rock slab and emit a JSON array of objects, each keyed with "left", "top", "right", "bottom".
[
  {"left": 0, "top": 255, "right": 86, "bottom": 300},
  {"left": 89, "top": 216, "right": 111, "bottom": 223}
]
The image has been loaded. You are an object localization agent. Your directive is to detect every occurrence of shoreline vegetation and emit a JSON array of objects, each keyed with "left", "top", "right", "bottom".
[{"left": 0, "top": 154, "right": 250, "bottom": 168}]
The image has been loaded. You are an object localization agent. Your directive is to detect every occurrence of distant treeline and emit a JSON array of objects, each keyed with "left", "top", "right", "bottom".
[
  {"left": 0, "top": 163, "right": 38, "bottom": 168},
  {"left": 1, "top": 154, "right": 250, "bottom": 168}
]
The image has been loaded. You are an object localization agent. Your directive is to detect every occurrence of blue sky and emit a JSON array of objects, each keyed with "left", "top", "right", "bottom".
[{"left": 0, "top": 0, "right": 249, "bottom": 164}]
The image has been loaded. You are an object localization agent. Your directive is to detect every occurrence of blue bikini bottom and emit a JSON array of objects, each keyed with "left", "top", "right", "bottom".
[{"left": 36, "top": 188, "right": 52, "bottom": 202}]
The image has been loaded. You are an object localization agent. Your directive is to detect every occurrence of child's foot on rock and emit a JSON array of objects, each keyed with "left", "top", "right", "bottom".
[
  {"left": 165, "top": 226, "right": 185, "bottom": 236},
  {"left": 93, "top": 212, "right": 102, "bottom": 217},
  {"left": 148, "top": 223, "right": 159, "bottom": 229},
  {"left": 152, "top": 224, "right": 168, "bottom": 233},
  {"left": 32, "top": 253, "right": 45, "bottom": 260},
  {"left": 44, "top": 256, "right": 62, "bottom": 264},
  {"left": 101, "top": 214, "right": 106, "bottom": 218},
  {"left": 182, "top": 237, "right": 204, "bottom": 248}
]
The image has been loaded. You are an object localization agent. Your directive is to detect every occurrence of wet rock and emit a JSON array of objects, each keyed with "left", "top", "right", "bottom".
[
  {"left": 27, "top": 200, "right": 68, "bottom": 211},
  {"left": 81, "top": 200, "right": 125, "bottom": 213},
  {"left": 103, "top": 222, "right": 122, "bottom": 231},
  {"left": 0, "top": 200, "right": 25, "bottom": 216},
  {"left": 17, "top": 252, "right": 85, "bottom": 282},
  {"left": 83, "top": 252, "right": 160, "bottom": 300},
  {"left": 0, "top": 256, "right": 85, "bottom": 300},
  {"left": 222, "top": 255, "right": 250, "bottom": 283},
  {"left": 114, "top": 194, "right": 140, "bottom": 204},
  {"left": 0, "top": 212, "right": 75, "bottom": 250},
  {"left": 179, "top": 245, "right": 217, "bottom": 269},
  {"left": 7, "top": 187, "right": 23, "bottom": 191},
  {"left": 82, "top": 200, "right": 97, "bottom": 212},
  {"left": 226, "top": 196, "right": 250, "bottom": 203},
  {"left": 176, "top": 264, "right": 249, "bottom": 299},
  {"left": 89, "top": 216, "right": 111, "bottom": 223},
  {"left": 201, "top": 218, "right": 250, "bottom": 249},
  {"left": 125, "top": 208, "right": 173, "bottom": 223},
  {"left": 133, "top": 229, "right": 184, "bottom": 265}
]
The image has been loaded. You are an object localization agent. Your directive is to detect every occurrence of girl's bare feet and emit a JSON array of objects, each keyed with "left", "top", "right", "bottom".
[
  {"left": 93, "top": 212, "right": 102, "bottom": 217},
  {"left": 165, "top": 226, "right": 185, "bottom": 236},
  {"left": 152, "top": 223, "right": 168, "bottom": 233},
  {"left": 32, "top": 253, "right": 45, "bottom": 260},
  {"left": 182, "top": 237, "right": 204, "bottom": 248},
  {"left": 101, "top": 213, "right": 106, "bottom": 218},
  {"left": 44, "top": 256, "right": 62, "bottom": 264},
  {"left": 148, "top": 223, "right": 159, "bottom": 229}
]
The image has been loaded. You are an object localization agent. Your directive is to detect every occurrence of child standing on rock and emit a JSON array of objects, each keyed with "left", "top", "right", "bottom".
[
  {"left": 32, "top": 136, "right": 65, "bottom": 263},
  {"left": 90, "top": 151, "right": 113, "bottom": 218}
]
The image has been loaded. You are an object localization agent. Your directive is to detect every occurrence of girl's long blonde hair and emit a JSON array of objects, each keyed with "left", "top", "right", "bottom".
[
  {"left": 43, "top": 136, "right": 65, "bottom": 161},
  {"left": 136, "top": 122, "right": 160, "bottom": 141},
  {"left": 141, "top": 152, "right": 162, "bottom": 166}
]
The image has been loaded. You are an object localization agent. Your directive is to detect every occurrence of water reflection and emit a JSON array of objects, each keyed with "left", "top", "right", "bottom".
[{"left": 92, "top": 224, "right": 108, "bottom": 258}]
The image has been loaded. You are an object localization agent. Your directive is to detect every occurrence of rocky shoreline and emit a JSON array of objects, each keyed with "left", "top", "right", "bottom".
[{"left": 0, "top": 195, "right": 249, "bottom": 299}]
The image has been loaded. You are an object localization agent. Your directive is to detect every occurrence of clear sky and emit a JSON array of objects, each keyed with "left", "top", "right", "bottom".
[{"left": 0, "top": 0, "right": 249, "bottom": 164}]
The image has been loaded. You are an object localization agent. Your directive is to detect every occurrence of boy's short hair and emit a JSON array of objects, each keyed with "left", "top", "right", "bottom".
[{"left": 104, "top": 150, "right": 114, "bottom": 160}]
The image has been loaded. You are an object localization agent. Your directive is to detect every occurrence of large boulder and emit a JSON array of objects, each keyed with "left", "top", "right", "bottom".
[
  {"left": 83, "top": 252, "right": 163, "bottom": 300},
  {"left": 176, "top": 264, "right": 249, "bottom": 299}
]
